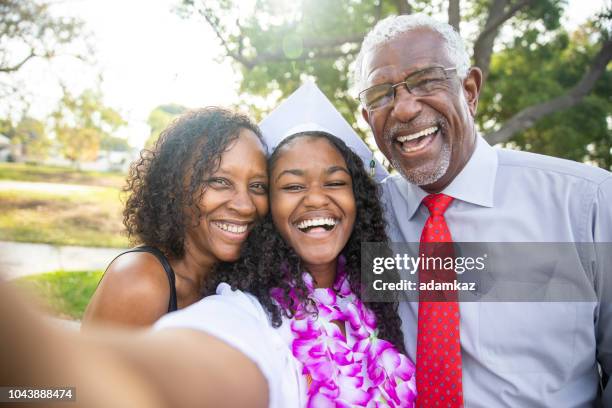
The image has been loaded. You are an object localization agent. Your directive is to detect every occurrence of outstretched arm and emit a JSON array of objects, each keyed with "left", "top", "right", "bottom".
[{"left": 0, "top": 282, "right": 268, "bottom": 408}]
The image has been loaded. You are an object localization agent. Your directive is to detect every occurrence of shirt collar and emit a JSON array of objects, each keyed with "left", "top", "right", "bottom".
[{"left": 393, "top": 134, "right": 498, "bottom": 219}]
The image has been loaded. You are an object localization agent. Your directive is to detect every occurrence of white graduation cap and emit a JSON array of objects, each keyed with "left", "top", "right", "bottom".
[{"left": 259, "top": 81, "right": 388, "bottom": 182}]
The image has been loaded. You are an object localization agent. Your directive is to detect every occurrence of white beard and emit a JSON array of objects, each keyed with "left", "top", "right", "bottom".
[{"left": 391, "top": 140, "right": 451, "bottom": 186}]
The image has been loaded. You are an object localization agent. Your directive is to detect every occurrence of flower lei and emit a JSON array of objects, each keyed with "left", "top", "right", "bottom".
[{"left": 270, "top": 256, "right": 416, "bottom": 407}]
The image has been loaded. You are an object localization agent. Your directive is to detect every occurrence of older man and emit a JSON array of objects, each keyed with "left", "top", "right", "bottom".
[{"left": 355, "top": 14, "right": 612, "bottom": 407}]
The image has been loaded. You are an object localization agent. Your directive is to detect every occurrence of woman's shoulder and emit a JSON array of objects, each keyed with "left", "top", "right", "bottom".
[
  {"left": 82, "top": 249, "right": 171, "bottom": 327},
  {"left": 104, "top": 250, "right": 170, "bottom": 299}
]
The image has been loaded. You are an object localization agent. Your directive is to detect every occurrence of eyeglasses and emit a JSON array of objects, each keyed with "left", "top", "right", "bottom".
[{"left": 358, "top": 66, "right": 457, "bottom": 111}]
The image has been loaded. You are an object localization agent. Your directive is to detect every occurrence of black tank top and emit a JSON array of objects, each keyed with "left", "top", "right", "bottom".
[{"left": 109, "top": 246, "right": 178, "bottom": 313}]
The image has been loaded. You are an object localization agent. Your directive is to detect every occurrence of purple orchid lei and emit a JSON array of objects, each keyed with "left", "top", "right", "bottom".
[{"left": 270, "top": 256, "right": 417, "bottom": 407}]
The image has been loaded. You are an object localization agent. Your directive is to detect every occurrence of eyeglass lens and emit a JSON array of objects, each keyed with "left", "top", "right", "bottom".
[{"left": 360, "top": 67, "right": 452, "bottom": 110}]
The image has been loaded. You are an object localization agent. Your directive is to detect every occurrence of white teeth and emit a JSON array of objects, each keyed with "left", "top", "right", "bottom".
[
  {"left": 396, "top": 126, "right": 438, "bottom": 143},
  {"left": 296, "top": 217, "right": 337, "bottom": 231},
  {"left": 214, "top": 222, "right": 248, "bottom": 234}
]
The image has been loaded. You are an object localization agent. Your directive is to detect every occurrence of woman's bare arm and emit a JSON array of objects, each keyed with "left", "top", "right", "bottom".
[{"left": 1, "top": 282, "right": 268, "bottom": 408}]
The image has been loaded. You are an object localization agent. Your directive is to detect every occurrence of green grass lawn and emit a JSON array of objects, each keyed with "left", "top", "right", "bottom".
[
  {"left": 0, "top": 169, "right": 129, "bottom": 247},
  {"left": 0, "top": 162, "right": 125, "bottom": 188},
  {"left": 15, "top": 270, "right": 104, "bottom": 320}
]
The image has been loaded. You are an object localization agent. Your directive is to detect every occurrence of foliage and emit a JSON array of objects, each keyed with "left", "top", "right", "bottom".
[
  {"left": 52, "top": 89, "right": 127, "bottom": 165},
  {"left": 479, "top": 23, "right": 612, "bottom": 168},
  {"left": 15, "top": 270, "right": 103, "bottom": 320},
  {"left": 0, "top": 0, "right": 90, "bottom": 98},
  {"left": 179, "top": 0, "right": 385, "bottom": 123},
  {"left": 0, "top": 118, "right": 16, "bottom": 138},
  {"left": 145, "top": 103, "right": 187, "bottom": 147},
  {"left": 101, "top": 134, "right": 131, "bottom": 152},
  {"left": 13, "top": 117, "right": 51, "bottom": 160},
  {"left": 180, "top": 0, "right": 610, "bottom": 167},
  {"left": 55, "top": 127, "right": 99, "bottom": 163}
]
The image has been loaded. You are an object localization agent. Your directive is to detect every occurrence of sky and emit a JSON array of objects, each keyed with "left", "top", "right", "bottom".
[
  {"left": 14, "top": 0, "right": 247, "bottom": 147},
  {"left": 7, "top": 0, "right": 608, "bottom": 148}
]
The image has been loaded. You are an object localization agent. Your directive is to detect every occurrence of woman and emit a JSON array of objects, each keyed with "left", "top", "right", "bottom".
[
  {"left": 83, "top": 107, "right": 269, "bottom": 327},
  {"left": 0, "top": 128, "right": 415, "bottom": 408},
  {"left": 2, "top": 129, "right": 414, "bottom": 407},
  {"left": 157, "top": 130, "right": 417, "bottom": 406}
]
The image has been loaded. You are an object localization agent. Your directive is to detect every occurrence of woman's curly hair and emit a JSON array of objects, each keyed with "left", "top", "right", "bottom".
[
  {"left": 123, "top": 107, "right": 264, "bottom": 259},
  {"left": 209, "top": 131, "right": 406, "bottom": 354}
]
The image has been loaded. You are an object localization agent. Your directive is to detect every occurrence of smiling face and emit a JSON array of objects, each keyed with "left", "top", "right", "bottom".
[
  {"left": 361, "top": 28, "right": 482, "bottom": 192},
  {"left": 270, "top": 136, "right": 356, "bottom": 273},
  {"left": 185, "top": 128, "right": 269, "bottom": 264}
]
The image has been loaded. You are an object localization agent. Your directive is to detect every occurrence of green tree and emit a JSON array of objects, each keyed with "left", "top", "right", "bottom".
[
  {"left": 179, "top": 0, "right": 611, "bottom": 168},
  {"left": 101, "top": 135, "right": 130, "bottom": 152},
  {"left": 14, "top": 117, "right": 50, "bottom": 160},
  {"left": 52, "top": 89, "right": 126, "bottom": 166},
  {"left": 480, "top": 22, "right": 612, "bottom": 168},
  {"left": 0, "top": 0, "right": 90, "bottom": 98},
  {"left": 0, "top": 118, "right": 16, "bottom": 139},
  {"left": 145, "top": 104, "right": 187, "bottom": 147},
  {"left": 56, "top": 127, "right": 99, "bottom": 163}
]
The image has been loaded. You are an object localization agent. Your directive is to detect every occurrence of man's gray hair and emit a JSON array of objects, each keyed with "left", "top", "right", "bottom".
[{"left": 353, "top": 14, "right": 471, "bottom": 92}]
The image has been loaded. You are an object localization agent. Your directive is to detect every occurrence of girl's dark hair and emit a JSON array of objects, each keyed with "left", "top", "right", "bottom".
[
  {"left": 209, "top": 131, "right": 406, "bottom": 354},
  {"left": 123, "top": 107, "right": 264, "bottom": 259}
]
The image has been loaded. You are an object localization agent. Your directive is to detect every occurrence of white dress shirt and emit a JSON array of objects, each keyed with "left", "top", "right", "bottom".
[{"left": 381, "top": 135, "right": 612, "bottom": 407}]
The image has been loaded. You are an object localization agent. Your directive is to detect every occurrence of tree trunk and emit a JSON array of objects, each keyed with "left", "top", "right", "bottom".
[
  {"left": 484, "top": 38, "right": 612, "bottom": 145},
  {"left": 473, "top": 0, "right": 507, "bottom": 82},
  {"left": 448, "top": 0, "right": 461, "bottom": 33},
  {"left": 395, "top": 0, "right": 412, "bottom": 15}
]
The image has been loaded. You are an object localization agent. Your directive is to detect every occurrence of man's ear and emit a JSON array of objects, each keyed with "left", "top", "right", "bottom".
[
  {"left": 463, "top": 67, "right": 482, "bottom": 117},
  {"left": 361, "top": 107, "right": 370, "bottom": 125}
]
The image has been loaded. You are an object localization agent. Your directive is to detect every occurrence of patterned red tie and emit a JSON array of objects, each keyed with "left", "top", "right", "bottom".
[{"left": 416, "top": 193, "right": 463, "bottom": 407}]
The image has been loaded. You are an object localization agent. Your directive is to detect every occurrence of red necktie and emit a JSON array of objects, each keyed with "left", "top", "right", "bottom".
[{"left": 416, "top": 193, "right": 464, "bottom": 407}]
